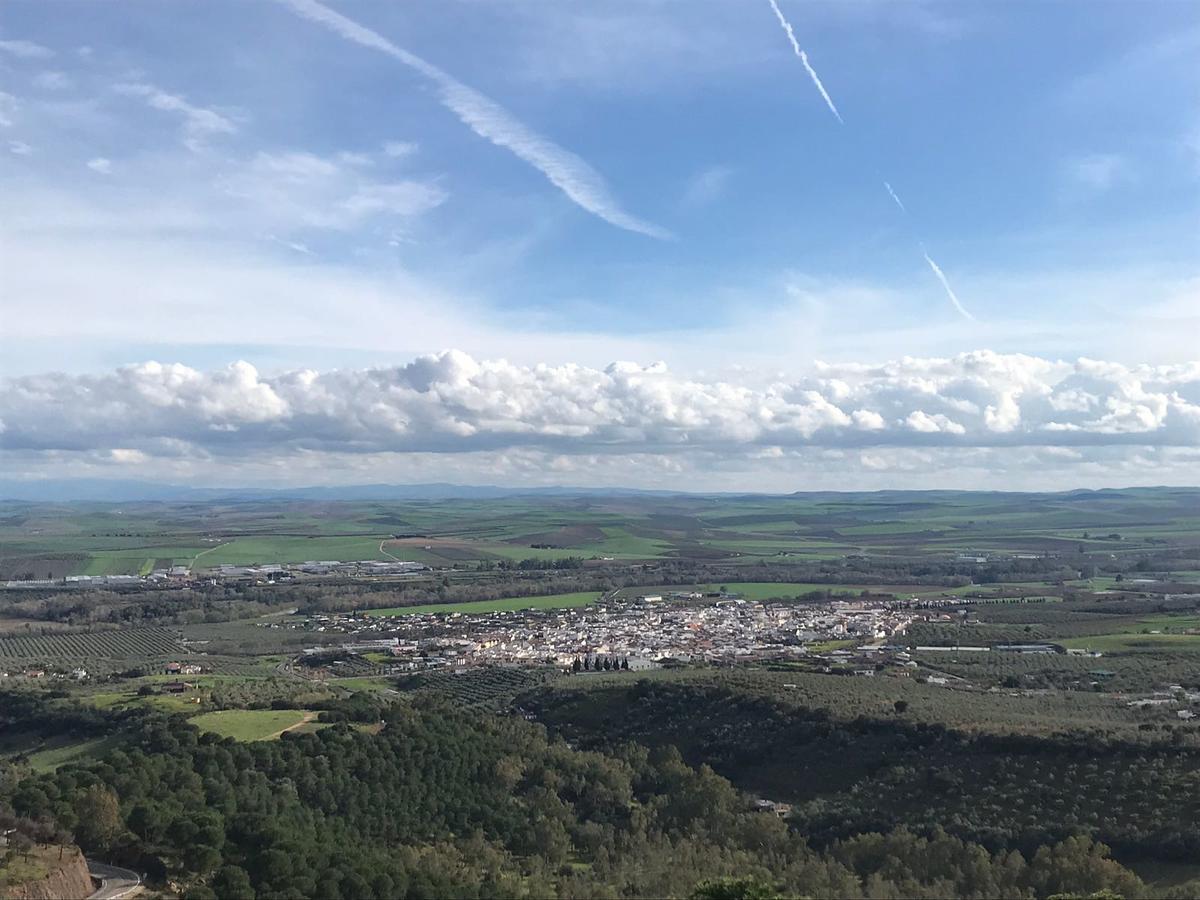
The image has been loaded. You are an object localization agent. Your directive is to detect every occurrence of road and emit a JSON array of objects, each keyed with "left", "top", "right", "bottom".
[
  {"left": 87, "top": 860, "right": 141, "bottom": 899},
  {"left": 188, "top": 540, "right": 230, "bottom": 574}
]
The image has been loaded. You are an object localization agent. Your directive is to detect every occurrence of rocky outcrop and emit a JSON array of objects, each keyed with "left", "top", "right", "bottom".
[{"left": 2, "top": 845, "right": 95, "bottom": 900}]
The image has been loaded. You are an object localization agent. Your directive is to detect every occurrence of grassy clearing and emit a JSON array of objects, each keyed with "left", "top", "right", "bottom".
[
  {"left": 330, "top": 676, "right": 395, "bottom": 693},
  {"left": 81, "top": 687, "right": 205, "bottom": 713},
  {"left": 189, "top": 708, "right": 315, "bottom": 741},
  {"left": 25, "top": 735, "right": 120, "bottom": 773},
  {"left": 1059, "top": 632, "right": 1200, "bottom": 652},
  {"left": 807, "top": 639, "right": 859, "bottom": 653},
  {"left": 365, "top": 591, "right": 601, "bottom": 617}
]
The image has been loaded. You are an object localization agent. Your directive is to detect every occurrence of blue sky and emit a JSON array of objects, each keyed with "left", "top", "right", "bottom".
[{"left": 1, "top": 1, "right": 1198, "bottom": 489}]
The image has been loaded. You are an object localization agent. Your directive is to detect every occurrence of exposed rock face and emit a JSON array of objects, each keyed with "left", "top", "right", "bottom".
[{"left": 2, "top": 845, "right": 95, "bottom": 900}]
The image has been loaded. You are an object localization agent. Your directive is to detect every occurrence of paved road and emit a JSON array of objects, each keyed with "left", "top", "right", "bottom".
[{"left": 87, "top": 860, "right": 141, "bottom": 899}]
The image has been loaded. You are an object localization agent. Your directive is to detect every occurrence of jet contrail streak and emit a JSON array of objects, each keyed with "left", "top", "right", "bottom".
[
  {"left": 922, "top": 248, "right": 974, "bottom": 321},
  {"left": 278, "top": 0, "right": 671, "bottom": 239},
  {"left": 766, "top": 0, "right": 844, "bottom": 124},
  {"left": 764, "top": 0, "right": 975, "bottom": 321}
]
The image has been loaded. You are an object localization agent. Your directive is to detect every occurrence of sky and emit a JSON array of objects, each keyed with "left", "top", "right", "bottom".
[{"left": 1, "top": 0, "right": 1198, "bottom": 492}]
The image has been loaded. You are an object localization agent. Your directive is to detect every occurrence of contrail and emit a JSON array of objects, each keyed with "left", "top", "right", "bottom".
[
  {"left": 921, "top": 248, "right": 974, "bottom": 321},
  {"left": 764, "top": 1, "right": 974, "bottom": 320},
  {"left": 883, "top": 180, "right": 906, "bottom": 213},
  {"left": 766, "top": 0, "right": 843, "bottom": 124},
  {"left": 278, "top": 0, "right": 671, "bottom": 239}
]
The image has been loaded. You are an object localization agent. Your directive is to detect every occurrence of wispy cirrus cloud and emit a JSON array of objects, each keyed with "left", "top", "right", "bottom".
[
  {"left": 219, "top": 149, "right": 446, "bottom": 231},
  {"left": 32, "top": 71, "right": 72, "bottom": 91},
  {"left": 277, "top": 0, "right": 671, "bottom": 239},
  {"left": 0, "top": 38, "right": 53, "bottom": 60},
  {"left": 1068, "top": 153, "right": 1131, "bottom": 192},
  {"left": 0, "top": 91, "right": 19, "bottom": 127},
  {"left": 114, "top": 81, "right": 238, "bottom": 151}
]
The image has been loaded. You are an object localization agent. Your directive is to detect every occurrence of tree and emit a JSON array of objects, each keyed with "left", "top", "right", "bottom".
[
  {"left": 894, "top": 700, "right": 909, "bottom": 714},
  {"left": 128, "top": 802, "right": 166, "bottom": 842},
  {"left": 212, "top": 864, "right": 256, "bottom": 900},
  {"left": 183, "top": 843, "right": 222, "bottom": 875},
  {"left": 572, "top": 658, "right": 582, "bottom": 673},
  {"left": 74, "top": 785, "right": 121, "bottom": 852},
  {"left": 8, "top": 831, "right": 33, "bottom": 861},
  {"left": 690, "top": 876, "right": 780, "bottom": 899}
]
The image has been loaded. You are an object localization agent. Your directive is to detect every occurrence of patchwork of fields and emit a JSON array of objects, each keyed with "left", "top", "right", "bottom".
[{"left": 4, "top": 488, "right": 1198, "bottom": 577}]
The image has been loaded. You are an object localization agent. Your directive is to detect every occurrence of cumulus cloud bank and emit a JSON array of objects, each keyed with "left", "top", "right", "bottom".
[{"left": 3, "top": 352, "right": 1197, "bottom": 463}]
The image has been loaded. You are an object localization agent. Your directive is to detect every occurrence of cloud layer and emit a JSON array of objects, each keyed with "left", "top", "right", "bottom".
[{"left": 4, "top": 352, "right": 1197, "bottom": 464}]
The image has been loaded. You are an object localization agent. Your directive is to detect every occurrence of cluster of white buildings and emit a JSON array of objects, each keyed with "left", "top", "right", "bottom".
[{"left": 294, "top": 595, "right": 919, "bottom": 670}]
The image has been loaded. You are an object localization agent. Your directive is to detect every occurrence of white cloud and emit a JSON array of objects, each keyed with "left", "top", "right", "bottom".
[
  {"left": 8, "top": 140, "right": 32, "bottom": 156},
  {"left": 682, "top": 165, "right": 733, "bottom": 208},
  {"left": 383, "top": 140, "right": 418, "bottom": 158},
  {"left": 279, "top": 0, "right": 671, "bottom": 239},
  {"left": 114, "top": 82, "right": 238, "bottom": 151},
  {"left": 0, "top": 92, "right": 18, "bottom": 127},
  {"left": 108, "top": 448, "right": 149, "bottom": 464},
  {"left": 0, "top": 39, "right": 53, "bottom": 60},
  {"left": 1068, "top": 153, "right": 1131, "bottom": 191},
  {"left": 33, "top": 71, "right": 72, "bottom": 91},
  {"left": 220, "top": 150, "right": 446, "bottom": 230},
  {"left": 86, "top": 157, "right": 112, "bottom": 175},
  {"left": 3, "top": 351, "right": 1196, "bottom": 466}
]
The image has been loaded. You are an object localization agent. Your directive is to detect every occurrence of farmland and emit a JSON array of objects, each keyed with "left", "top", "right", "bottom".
[
  {"left": 4, "top": 487, "right": 1199, "bottom": 578},
  {"left": 394, "top": 666, "right": 563, "bottom": 710},
  {"left": 0, "top": 626, "right": 183, "bottom": 665},
  {"left": 363, "top": 591, "right": 602, "bottom": 617},
  {"left": 618, "top": 582, "right": 906, "bottom": 600},
  {"left": 0, "top": 488, "right": 1197, "bottom": 900}
]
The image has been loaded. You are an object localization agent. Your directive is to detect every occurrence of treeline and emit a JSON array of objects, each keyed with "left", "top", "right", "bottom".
[
  {"left": 526, "top": 678, "right": 1200, "bottom": 868},
  {"left": 0, "top": 694, "right": 1172, "bottom": 899}
]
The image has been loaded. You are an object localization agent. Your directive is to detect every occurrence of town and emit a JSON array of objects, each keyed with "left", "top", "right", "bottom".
[{"left": 290, "top": 591, "right": 922, "bottom": 672}]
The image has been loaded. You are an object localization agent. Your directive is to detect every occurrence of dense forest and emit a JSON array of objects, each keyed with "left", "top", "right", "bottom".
[
  {"left": 0, "top": 692, "right": 1179, "bottom": 899},
  {"left": 525, "top": 676, "right": 1200, "bottom": 871}
]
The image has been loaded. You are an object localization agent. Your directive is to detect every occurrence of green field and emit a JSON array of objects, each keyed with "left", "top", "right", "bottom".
[
  {"left": 189, "top": 708, "right": 316, "bottom": 741},
  {"left": 4, "top": 488, "right": 1199, "bottom": 577},
  {"left": 1059, "top": 632, "right": 1200, "bottom": 652},
  {"left": 364, "top": 591, "right": 601, "bottom": 617},
  {"left": 619, "top": 582, "right": 928, "bottom": 600},
  {"left": 24, "top": 736, "right": 120, "bottom": 773}
]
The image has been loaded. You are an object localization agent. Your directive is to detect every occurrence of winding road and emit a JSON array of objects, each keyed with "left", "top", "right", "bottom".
[{"left": 87, "top": 860, "right": 141, "bottom": 899}]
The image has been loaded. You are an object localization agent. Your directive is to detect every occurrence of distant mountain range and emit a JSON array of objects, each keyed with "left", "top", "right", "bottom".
[
  {"left": 0, "top": 478, "right": 1194, "bottom": 504},
  {"left": 0, "top": 478, "right": 687, "bottom": 503}
]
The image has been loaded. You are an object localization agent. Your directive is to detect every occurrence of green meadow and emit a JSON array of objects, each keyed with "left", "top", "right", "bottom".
[
  {"left": 189, "top": 708, "right": 316, "bottom": 741},
  {"left": 364, "top": 591, "right": 601, "bottom": 617}
]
